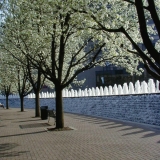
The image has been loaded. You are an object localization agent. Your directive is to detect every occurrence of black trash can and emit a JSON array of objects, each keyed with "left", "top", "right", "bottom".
[{"left": 40, "top": 106, "right": 48, "bottom": 120}]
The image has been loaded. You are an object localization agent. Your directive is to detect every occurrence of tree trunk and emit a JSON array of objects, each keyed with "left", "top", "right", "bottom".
[
  {"left": 35, "top": 91, "right": 40, "bottom": 117},
  {"left": 55, "top": 88, "right": 64, "bottom": 128},
  {"left": 20, "top": 95, "right": 24, "bottom": 112},
  {"left": 6, "top": 95, "right": 9, "bottom": 109}
]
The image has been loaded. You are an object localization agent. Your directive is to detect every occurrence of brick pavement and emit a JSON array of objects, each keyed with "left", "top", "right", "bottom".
[{"left": 0, "top": 108, "right": 160, "bottom": 160}]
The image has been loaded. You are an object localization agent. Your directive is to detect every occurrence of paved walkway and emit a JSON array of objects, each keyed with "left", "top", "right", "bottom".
[{"left": 0, "top": 108, "right": 160, "bottom": 160}]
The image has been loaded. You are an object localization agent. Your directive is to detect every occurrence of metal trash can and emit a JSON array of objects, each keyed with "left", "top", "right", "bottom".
[{"left": 40, "top": 106, "right": 48, "bottom": 120}]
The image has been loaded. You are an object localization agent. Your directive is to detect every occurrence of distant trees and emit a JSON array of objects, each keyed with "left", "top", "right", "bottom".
[
  {"left": 26, "top": 66, "right": 46, "bottom": 117},
  {"left": 0, "top": 1, "right": 49, "bottom": 116},
  {"left": 16, "top": 65, "right": 33, "bottom": 112},
  {"left": 0, "top": 56, "right": 17, "bottom": 109}
]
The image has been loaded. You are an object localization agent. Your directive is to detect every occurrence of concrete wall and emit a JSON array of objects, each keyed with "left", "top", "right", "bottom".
[{"left": 0, "top": 94, "right": 160, "bottom": 126}]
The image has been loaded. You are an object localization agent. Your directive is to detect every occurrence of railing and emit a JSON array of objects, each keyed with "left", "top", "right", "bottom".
[{"left": 0, "top": 79, "right": 159, "bottom": 99}]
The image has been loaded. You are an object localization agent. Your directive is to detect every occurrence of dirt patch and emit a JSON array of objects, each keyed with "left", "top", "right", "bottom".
[{"left": 47, "top": 127, "right": 74, "bottom": 131}]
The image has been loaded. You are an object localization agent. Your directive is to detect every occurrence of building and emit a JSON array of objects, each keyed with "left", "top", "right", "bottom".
[
  {"left": 95, "top": 64, "right": 153, "bottom": 88},
  {"left": 76, "top": 63, "right": 154, "bottom": 89}
]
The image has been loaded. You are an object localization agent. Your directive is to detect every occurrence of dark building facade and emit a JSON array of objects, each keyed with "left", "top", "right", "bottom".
[
  {"left": 76, "top": 63, "right": 154, "bottom": 89},
  {"left": 96, "top": 64, "right": 153, "bottom": 87}
]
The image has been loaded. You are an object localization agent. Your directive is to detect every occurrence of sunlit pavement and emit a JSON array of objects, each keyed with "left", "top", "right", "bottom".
[{"left": 0, "top": 108, "right": 160, "bottom": 160}]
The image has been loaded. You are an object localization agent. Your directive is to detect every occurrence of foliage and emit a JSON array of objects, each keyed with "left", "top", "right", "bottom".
[
  {"left": 86, "top": 0, "right": 160, "bottom": 80},
  {"left": 1, "top": 0, "right": 142, "bottom": 87},
  {"left": 0, "top": 52, "right": 17, "bottom": 95}
]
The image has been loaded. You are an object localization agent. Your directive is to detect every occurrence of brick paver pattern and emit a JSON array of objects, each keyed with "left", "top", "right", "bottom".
[{"left": 0, "top": 108, "right": 160, "bottom": 160}]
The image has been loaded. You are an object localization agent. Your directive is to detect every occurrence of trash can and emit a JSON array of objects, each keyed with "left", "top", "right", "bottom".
[{"left": 40, "top": 106, "right": 48, "bottom": 120}]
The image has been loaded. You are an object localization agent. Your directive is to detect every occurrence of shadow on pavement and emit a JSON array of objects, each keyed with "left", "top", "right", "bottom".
[
  {"left": 66, "top": 113, "right": 160, "bottom": 142},
  {"left": 0, "top": 125, "right": 6, "bottom": 127},
  {"left": 0, "top": 130, "right": 46, "bottom": 138},
  {"left": 0, "top": 143, "right": 29, "bottom": 158},
  {"left": 2, "top": 117, "right": 31, "bottom": 121},
  {"left": 67, "top": 113, "right": 110, "bottom": 124},
  {"left": 13, "top": 119, "right": 41, "bottom": 123},
  {"left": 0, "top": 143, "right": 19, "bottom": 151}
]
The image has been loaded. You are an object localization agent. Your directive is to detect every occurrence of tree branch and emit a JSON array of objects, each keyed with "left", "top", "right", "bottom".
[
  {"left": 135, "top": 0, "right": 160, "bottom": 63},
  {"left": 122, "top": 0, "right": 149, "bottom": 10},
  {"left": 148, "top": 0, "right": 160, "bottom": 38},
  {"left": 62, "top": 43, "right": 105, "bottom": 88}
]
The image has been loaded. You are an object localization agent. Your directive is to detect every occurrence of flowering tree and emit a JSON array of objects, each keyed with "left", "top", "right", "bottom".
[
  {"left": 1, "top": 41, "right": 47, "bottom": 116},
  {"left": 86, "top": 0, "right": 160, "bottom": 80},
  {"left": 0, "top": 49, "right": 33, "bottom": 110},
  {"left": 0, "top": 2, "right": 48, "bottom": 116},
  {"left": 0, "top": 55, "right": 17, "bottom": 109},
  {"left": 1, "top": 0, "right": 143, "bottom": 128},
  {"left": 16, "top": 65, "right": 33, "bottom": 112},
  {"left": 26, "top": 64, "right": 46, "bottom": 117}
]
